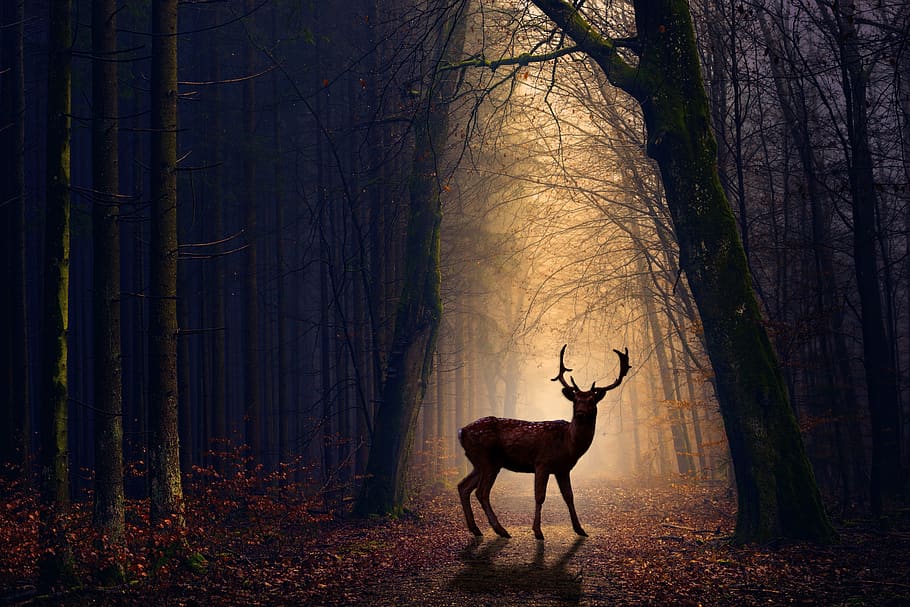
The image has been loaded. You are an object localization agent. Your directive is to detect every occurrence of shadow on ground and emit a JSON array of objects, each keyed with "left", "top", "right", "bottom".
[{"left": 449, "top": 534, "right": 590, "bottom": 605}]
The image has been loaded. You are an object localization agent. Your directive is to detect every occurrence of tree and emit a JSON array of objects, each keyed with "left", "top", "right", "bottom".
[
  {"left": 148, "top": 0, "right": 184, "bottom": 529},
  {"left": 354, "top": 2, "right": 468, "bottom": 515},
  {"left": 38, "top": 0, "right": 78, "bottom": 588},
  {"left": 91, "top": 0, "right": 126, "bottom": 571},
  {"left": 525, "top": 0, "right": 835, "bottom": 542},
  {"left": 0, "top": 0, "right": 29, "bottom": 476},
  {"left": 755, "top": 8, "right": 865, "bottom": 510},
  {"left": 241, "top": 0, "right": 263, "bottom": 466},
  {"left": 822, "top": 0, "right": 902, "bottom": 515}
]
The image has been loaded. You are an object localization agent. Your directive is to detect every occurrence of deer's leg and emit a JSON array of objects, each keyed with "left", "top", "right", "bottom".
[
  {"left": 476, "top": 467, "right": 510, "bottom": 538},
  {"left": 556, "top": 471, "right": 587, "bottom": 537},
  {"left": 532, "top": 468, "right": 549, "bottom": 540},
  {"left": 457, "top": 469, "right": 483, "bottom": 536}
]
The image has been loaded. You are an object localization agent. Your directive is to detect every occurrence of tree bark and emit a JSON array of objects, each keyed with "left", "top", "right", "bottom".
[
  {"left": 828, "top": 0, "right": 902, "bottom": 515},
  {"left": 353, "top": 5, "right": 467, "bottom": 515},
  {"left": 91, "top": 0, "right": 125, "bottom": 562},
  {"left": 530, "top": 0, "right": 835, "bottom": 542},
  {"left": 0, "top": 0, "right": 30, "bottom": 475},
  {"left": 38, "top": 0, "right": 78, "bottom": 589},
  {"left": 242, "top": 0, "right": 263, "bottom": 467},
  {"left": 759, "top": 12, "right": 865, "bottom": 509},
  {"left": 148, "top": 0, "right": 184, "bottom": 528},
  {"left": 206, "top": 8, "right": 227, "bottom": 457}
]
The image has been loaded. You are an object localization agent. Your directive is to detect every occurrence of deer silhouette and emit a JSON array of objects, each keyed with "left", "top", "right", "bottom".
[{"left": 458, "top": 344, "right": 630, "bottom": 539}]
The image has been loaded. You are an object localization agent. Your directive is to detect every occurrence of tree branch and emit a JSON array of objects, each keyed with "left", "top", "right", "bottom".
[
  {"left": 529, "top": 0, "right": 642, "bottom": 97},
  {"left": 444, "top": 45, "right": 581, "bottom": 71}
]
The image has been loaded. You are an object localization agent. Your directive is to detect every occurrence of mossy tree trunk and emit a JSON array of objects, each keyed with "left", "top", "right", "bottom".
[
  {"left": 148, "top": 0, "right": 185, "bottom": 529},
  {"left": 38, "top": 0, "right": 78, "bottom": 589},
  {"left": 354, "top": 5, "right": 467, "bottom": 516},
  {"left": 530, "top": 0, "right": 835, "bottom": 542},
  {"left": 91, "top": 0, "right": 126, "bottom": 567},
  {"left": 0, "top": 0, "right": 30, "bottom": 476}
]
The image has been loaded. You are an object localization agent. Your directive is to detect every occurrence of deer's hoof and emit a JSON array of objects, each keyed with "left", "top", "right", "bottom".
[
  {"left": 533, "top": 529, "right": 544, "bottom": 540},
  {"left": 494, "top": 527, "right": 511, "bottom": 539},
  {"left": 470, "top": 528, "right": 483, "bottom": 537},
  {"left": 574, "top": 527, "right": 588, "bottom": 537}
]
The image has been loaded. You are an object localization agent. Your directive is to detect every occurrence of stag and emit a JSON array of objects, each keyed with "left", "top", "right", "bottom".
[{"left": 457, "top": 344, "right": 630, "bottom": 540}]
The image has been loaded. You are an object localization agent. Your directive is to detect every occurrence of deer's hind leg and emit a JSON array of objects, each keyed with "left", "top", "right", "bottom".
[
  {"left": 458, "top": 469, "right": 483, "bottom": 536},
  {"left": 476, "top": 466, "right": 510, "bottom": 538}
]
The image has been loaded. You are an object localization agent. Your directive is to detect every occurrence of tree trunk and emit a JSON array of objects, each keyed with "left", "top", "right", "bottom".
[
  {"left": 435, "top": 347, "right": 447, "bottom": 473},
  {"left": 829, "top": 0, "right": 902, "bottom": 515},
  {"left": 530, "top": 0, "right": 835, "bottom": 542},
  {"left": 353, "top": 5, "right": 467, "bottom": 515},
  {"left": 273, "top": 38, "right": 291, "bottom": 470},
  {"left": 759, "top": 12, "right": 865, "bottom": 509},
  {"left": 91, "top": 0, "right": 125, "bottom": 566},
  {"left": 206, "top": 10, "right": 227, "bottom": 456},
  {"left": 38, "top": 0, "right": 78, "bottom": 589},
  {"left": 453, "top": 319, "right": 466, "bottom": 475},
  {"left": 351, "top": 110, "right": 444, "bottom": 512},
  {"left": 242, "top": 0, "right": 263, "bottom": 467},
  {"left": 0, "top": 0, "right": 30, "bottom": 475},
  {"left": 148, "top": 0, "right": 184, "bottom": 528}
]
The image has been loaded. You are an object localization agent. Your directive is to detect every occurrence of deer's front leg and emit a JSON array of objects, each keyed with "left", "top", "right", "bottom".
[
  {"left": 532, "top": 468, "right": 549, "bottom": 540},
  {"left": 556, "top": 470, "right": 586, "bottom": 537}
]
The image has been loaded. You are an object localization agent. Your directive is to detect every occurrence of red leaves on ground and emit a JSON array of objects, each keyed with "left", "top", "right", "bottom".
[{"left": 2, "top": 472, "right": 908, "bottom": 606}]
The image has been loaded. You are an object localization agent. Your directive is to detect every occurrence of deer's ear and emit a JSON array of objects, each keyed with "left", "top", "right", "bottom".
[{"left": 562, "top": 387, "right": 576, "bottom": 402}]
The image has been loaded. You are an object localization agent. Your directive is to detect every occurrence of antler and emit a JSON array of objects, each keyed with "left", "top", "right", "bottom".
[
  {"left": 599, "top": 347, "right": 631, "bottom": 391},
  {"left": 551, "top": 344, "right": 580, "bottom": 391}
]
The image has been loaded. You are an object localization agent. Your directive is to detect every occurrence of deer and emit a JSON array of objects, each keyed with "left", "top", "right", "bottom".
[{"left": 457, "top": 344, "right": 630, "bottom": 540}]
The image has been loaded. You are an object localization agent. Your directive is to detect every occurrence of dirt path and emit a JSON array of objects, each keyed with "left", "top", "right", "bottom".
[
  {"left": 392, "top": 481, "right": 638, "bottom": 606},
  {"left": 20, "top": 476, "right": 909, "bottom": 606},
  {"left": 300, "top": 476, "right": 909, "bottom": 607}
]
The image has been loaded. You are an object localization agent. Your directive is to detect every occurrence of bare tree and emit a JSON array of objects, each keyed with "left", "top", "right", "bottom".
[
  {"left": 91, "top": 0, "right": 125, "bottom": 579},
  {"left": 148, "top": 0, "right": 185, "bottom": 529},
  {"left": 517, "top": 0, "right": 834, "bottom": 542},
  {"left": 38, "top": 0, "right": 78, "bottom": 588}
]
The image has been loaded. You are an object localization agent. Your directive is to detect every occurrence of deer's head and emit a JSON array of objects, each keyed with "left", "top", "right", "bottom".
[{"left": 551, "top": 344, "right": 631, "bottom": 424}]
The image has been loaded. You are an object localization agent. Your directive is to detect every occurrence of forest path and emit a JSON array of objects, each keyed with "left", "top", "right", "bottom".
[
  {"left": 301, "top": 475, "right": 909, "bottom": 607},
  {"left": 371, "top": 524, "right": 617, "bottom": 606},
  {"left": 23, "top": 476, "right": 909, "bottom": 606},
  {"left": 365, "top": 478, "right": 618, "bottom": 606}
]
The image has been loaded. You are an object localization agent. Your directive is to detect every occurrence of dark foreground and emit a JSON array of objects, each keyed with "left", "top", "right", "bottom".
[{"left": 4, "top": 475, "right": 909, "bottom": 606}]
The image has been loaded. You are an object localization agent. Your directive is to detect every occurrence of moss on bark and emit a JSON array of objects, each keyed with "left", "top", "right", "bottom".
[
  {"left": 38, "top": 0, "right": 79, "bottom": 590},
  {"left": 531, "top": 0, "right": 836, "bottom": 542},
  {"left": 354, "top": 8, "right": 464, "bottom": 517}
]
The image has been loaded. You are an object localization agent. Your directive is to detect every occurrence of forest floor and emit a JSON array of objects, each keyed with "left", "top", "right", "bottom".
[{"left": 3, "top": 474, "right": 910, "bottom": 606}]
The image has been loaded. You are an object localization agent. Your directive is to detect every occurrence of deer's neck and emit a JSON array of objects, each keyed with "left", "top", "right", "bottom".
[{"left": 569, "top": 416, "right": 597, "bottom": 456}]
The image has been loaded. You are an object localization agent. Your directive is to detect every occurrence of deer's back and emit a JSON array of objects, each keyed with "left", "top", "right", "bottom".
[{"left": 459, "top": 416, "right": 572, "bottom": 473}]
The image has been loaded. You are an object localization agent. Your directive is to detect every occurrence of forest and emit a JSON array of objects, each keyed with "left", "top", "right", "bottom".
[{"left": 1, "top": 0, "right": 909, "bottom": 605}]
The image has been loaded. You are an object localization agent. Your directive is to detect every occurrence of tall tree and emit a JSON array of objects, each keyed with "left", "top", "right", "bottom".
[
  {"left": 824, "top": 0, "right": 902, "bottom": 515},
  {"left": 205, "top": 6, "right": 227, "bottom": 456},
  {"left": 242, "top": 0, "right": 263, "bottom": 465},
  {"left": 38, "top": 0, "right": 78, "bottom": 588},
  {"left": 148, "top": 0, "right": 184, "bottom": 528},
  {"left": 0, "top": 0, "right": 29, "bottom": 475},
  {"left": 526, "top": 0, "right": 835, "bottom": 542},
  {"left": 354, "top": 2, "right": 468, "bottom": 515},
  {"left": 757, "top": 11, "right": 864, "bottom": 510},
  {"left": 91, "top": 0, "right": 126, "bottom": 566}
]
